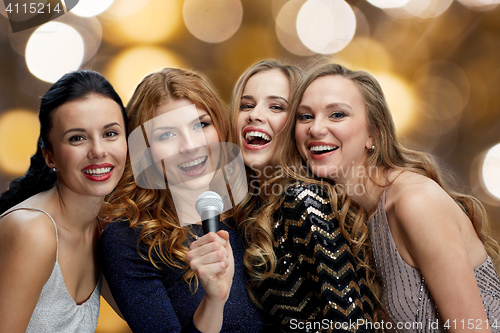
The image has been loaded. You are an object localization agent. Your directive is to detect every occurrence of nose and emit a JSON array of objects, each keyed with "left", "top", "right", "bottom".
[
  {"left": 179, "top": 131, "right": 204, "bottom": 154},
  {"left": 247, "top": 104, "right": 266, "bottom": 123},
  {"left": 308, "top": 119, "right": 327, "bottom": 138},
  {"left": 88, "top": 139, "right": 107, "bottom": 159}
]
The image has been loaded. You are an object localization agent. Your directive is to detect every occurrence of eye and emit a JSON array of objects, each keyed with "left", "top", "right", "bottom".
[
  {"left": 158, "top": 131, "right": 175, "bottom": 141},
  {"left": 69, "top": 135, "right": 85, "bottom": 142},
  {"left": 239, "top": 104, "right": 254, "bottom": 111},
  {"left": 194, "top": 122, "right": 209, "bottom": 130},
  {"left": 330, "top": 111, "right": 346, "bottom": 119},
  {"left": 104, "top": 130, "right": 119, "bottom": 138},
  {"left": 270, "top": 104, "right": 286, "bottom": 112},
  {"left": 297, "top": 113, "right": 313, "bottom": 121}
]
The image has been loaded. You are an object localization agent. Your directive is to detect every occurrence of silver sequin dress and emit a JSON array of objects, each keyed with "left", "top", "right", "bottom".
[{"left": 0, "top": 208, "right": 102, "bottom": 333}]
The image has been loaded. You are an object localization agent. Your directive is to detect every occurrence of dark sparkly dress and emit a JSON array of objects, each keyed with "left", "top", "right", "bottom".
[
  {"left": 251, "top": 183, "right": 374, "bottom": 332},
  {"left": 100, "top": 218, "right": 265, "bottom": 333}
]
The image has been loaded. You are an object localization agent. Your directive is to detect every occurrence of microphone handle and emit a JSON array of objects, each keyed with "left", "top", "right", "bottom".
[{"left": 200, "top": 209, "right": 220, "bottom": 234}]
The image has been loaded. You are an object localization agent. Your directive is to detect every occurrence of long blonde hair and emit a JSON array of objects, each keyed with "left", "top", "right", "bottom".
[
  {"left": 228, "top": 60, "right": 307, "bottom": 280},
  {"left": 103, "top": 68, "right": 230, "bottom": 288},
  {"left": 282, "top": 62, "right": 500, "bottom": 304}
]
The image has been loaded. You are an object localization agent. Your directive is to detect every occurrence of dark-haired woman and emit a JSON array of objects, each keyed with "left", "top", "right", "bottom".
[{"left": 0, "top": 70, "right": 128, "bottom": 332}]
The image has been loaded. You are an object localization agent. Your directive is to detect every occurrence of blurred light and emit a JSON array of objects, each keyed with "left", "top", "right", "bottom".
[
  {"left": 412, "top": 61, "right": 470, "bottom": 122},
  {"left": 336, "top": 37, "right": 393, "bottom": 72},
  {"left": 58, "top": 13, "right": 103, "bottom": 63},
  {"left": 105, "top": 46, "right": 184, "bottom": 104},
  {"left": 9, "top": 13, "right": 101, "bottom": 63},
  {"left": 481, "top": 143, "right": 500, "bottom": 200},
  {"left": 183, "top": 0, "right": 243, "bottom": 43},
  {"left": 272, "top": 0, "right": 290, "bottom": 20},
  {"left": 352, "top": 6, "right": 370, "bottom": 38},
  {"left": 403, "top": 0, "right": 453, "bottom": 18},
  {"left": 102, "top": 0, "right": 182, "bottom": 45},
  {"left": 275, "top": 0, "right": 314, "bottom": 56},
  {"left": 296, "top": 0, "right": 356, "bottom": 54},
  {"left": 26, "top": 22, "right": 84, "bottom": 83},
  {"left": 72, "top": 16, "right": 102, "bottom": 63},
  {"left": 215, "top": 26, "right": 278, "bottom": 77},
  {"left": 0, "top": 110, "right": 39, "bottom": 176},
  {"left": 372, "top": 72, "right": 416, "bottom": 133},
  {"left": 103, "top": 0, "right": 150, "bottom": 18},
  {"left": 367, "top": 0, "right": 410, "bottom": 8},
  {"left": 458, "top": 0, "right": 499, "bottom": 11},
  {"left": 71, "top": 0, "right": 115, "bottom": 18}
]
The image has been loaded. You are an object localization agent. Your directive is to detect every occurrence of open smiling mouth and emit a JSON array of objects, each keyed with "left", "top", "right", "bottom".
[
  {"left": 82, "top": 167, "right": 113, "bottom": 177},
  {"left": 245, "top": 131, "right": 271, "bottom": 147},
  {"left": 177, "top": 156, "right": 208, "bottom": 173},
  {"left": 309, "top": 145, "right": 339, "bottom": 155}
]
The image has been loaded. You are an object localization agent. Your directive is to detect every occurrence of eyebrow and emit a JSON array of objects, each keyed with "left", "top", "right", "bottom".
[
  {"left": 298, "top": 102, "right": 352, "bottom": 111},
  {"left": 241, "top": 95, "right": 289, "bottom": 104},
  {"left": 152, "top": 114, "right": 209, "bottom": 133},
  {"left": 63, "top": 122, "right": 122, "bottom": 136}
]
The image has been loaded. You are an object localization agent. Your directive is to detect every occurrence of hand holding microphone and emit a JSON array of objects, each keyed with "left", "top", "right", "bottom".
[
  {"left": 195, "top": 191, "right": 224, "bottom": 234},
  {"left": 189, "top": 191, "right": 234, "bottom": 303}
]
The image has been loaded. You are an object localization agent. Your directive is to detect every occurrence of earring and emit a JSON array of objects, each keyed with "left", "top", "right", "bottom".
[
  {"left": 371, "top": 145, "right": 375, "bottom": 150},
  {"left": 52, "top": 168, "right": 57, "bottom": 172}
]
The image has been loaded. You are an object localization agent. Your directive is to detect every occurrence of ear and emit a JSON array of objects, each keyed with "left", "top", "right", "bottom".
[
  {"left": 42, "top": 149, "right": 56, "bottom": 170},
  {"left": 365, "top": 125, "right": 380, "bottom": 150}
]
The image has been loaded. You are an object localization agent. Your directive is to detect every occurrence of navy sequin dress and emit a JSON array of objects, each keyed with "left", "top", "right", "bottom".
[
  {"left": 100, "top": 218, "right": 265, "bottom": 333},
  {"left": 251, "top": 183, "right": 374, "bottom": 332}
]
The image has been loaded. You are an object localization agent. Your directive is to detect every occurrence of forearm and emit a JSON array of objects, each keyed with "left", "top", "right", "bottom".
[{"left": 193, "top": 295, "right": 226, "bottom": 333}]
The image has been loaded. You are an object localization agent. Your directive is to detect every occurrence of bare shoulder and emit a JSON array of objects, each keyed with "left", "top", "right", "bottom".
[
  {"left": 390, "top": 171, "right": 450, "bottom": 210},
  {"left": 0, "top": 209, "right": 57, "bottom": 261},
  {"left": 387, "top": 171, "right": 463, "bottom": 230}
]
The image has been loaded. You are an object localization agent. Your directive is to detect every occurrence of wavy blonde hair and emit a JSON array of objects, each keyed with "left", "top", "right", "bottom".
[
  {"left": 228, "top": 60, "right": 308, "bottom": 280},
  {"left": 103, "top": 68, "right": 230, "bottom": 289},
  {"left": 281, "top": 62, "right": 500, "bottom": 307}
]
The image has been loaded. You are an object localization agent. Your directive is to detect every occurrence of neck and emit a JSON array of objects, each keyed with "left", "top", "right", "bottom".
[
  {"left": 335, "top": 166, "right": 386, "bottom": 214},
  {"left": 47, "top": 185, "right": 103, "bottom": 232},
  {"left": 169, "top": 185, "right": 209, "bottom": 226}
]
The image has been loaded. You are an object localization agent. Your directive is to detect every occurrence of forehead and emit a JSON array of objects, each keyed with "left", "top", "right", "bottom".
[
  {"left": 152, "top": 99, "right": 207, "bottom": 128},
  {"left": 51, "top": 95, "right": 123, "bottom": 131},
  {"left": 302, "top": 75, "right": 365, "bottom": 109},
  {"left": 243, "top": 69, "right": 290, "bottom": 98}
]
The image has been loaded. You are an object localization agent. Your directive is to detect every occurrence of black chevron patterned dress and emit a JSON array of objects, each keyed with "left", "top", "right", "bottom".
[{"left": 251, "top": 183, "right": 374, "bottom": 332}]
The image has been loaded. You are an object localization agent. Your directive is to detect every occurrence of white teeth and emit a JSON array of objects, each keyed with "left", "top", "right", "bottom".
[
  {"left": 83, "top": 167, "right": 112, "bottom": 175},
  {"left": 178, "top": 156, "right": 207, "bottom": 169},
  {"left": 245, "top": 131, "right": 271, "bottom": 142},
  {"left": 309, "top": 145, "right": 337, "bottom": 152}
]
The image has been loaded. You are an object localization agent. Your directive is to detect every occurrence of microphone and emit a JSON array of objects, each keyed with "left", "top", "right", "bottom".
[{"left": 195, "top": 191, "right": 224, "bottom": 234}]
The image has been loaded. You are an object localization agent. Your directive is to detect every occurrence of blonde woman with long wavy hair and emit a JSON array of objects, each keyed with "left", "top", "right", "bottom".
[
  {"left": 230, "top": 60, "right": 375, "bottom": 332},
  {"left": 289, "top": 63, "right": 500, "bottom": 331},
  {"left": 100, "top": 68, "right": 265, "bottom": 333}
]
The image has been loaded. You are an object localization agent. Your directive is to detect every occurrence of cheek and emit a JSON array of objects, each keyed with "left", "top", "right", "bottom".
[
  {"left": 150, "top": 142, "right": 174, "bottom": 162},
  {"left": 236, "top": 114, "right": 245, "bottom": 137},
  {"left": 205, "top": 127, "right": 220, "bottom": 143},
  {"left": 294, "top": 125, "right": 307, "bottom": 149},
  {"left": 269, "top": 113, "right": 288, "bottom": 134}
]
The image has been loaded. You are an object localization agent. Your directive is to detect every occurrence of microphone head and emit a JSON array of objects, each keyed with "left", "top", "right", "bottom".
[{"left": 195, "top": 191, "right": 224, "bottom": 216}]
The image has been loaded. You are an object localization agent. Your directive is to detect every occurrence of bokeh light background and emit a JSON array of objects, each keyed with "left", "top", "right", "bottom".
[{"left": 1, "top": 0, "right": 500, "bottom": 331}]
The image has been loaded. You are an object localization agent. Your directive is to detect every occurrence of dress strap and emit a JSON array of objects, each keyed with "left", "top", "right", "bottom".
[{"left": 0, "top": 207, "right": 59, "bottom": 261}]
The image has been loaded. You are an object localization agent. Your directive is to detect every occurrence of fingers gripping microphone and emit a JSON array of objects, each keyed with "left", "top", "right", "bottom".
[{"left": 195, "top": 191, "right": 224, "bottom": 234}]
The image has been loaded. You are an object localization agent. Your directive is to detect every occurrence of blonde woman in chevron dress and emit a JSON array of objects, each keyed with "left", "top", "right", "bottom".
[
  {"left": 288, "top": 63, "right": 500, "bottom": 332},
  {"left": 229, "top": 60, "right": 375, "bottom": 332}
]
